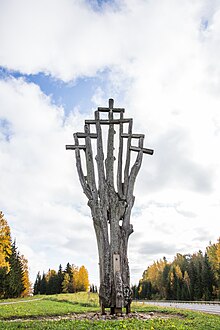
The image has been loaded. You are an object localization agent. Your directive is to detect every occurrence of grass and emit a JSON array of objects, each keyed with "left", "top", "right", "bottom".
[
  {"left": 0, "top": 293, "right": 219, "bottom": 329},
  {"left": 0, "top": 293, "right": 99, "bottom": 319}
]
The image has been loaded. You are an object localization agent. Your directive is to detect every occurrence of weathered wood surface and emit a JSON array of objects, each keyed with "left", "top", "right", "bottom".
[{"left": 66, "top": 99, "right": 153, "bottom": 314}]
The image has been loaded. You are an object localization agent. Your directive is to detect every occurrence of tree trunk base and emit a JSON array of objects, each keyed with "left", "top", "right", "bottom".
[
  {"left": 101, "top": 303, "right": 106, "bottom": 315},
  {"left": 110, "top": 307, "right": 123, "bottom": 315},
  {"left": 126, "top": 304, "right": 131, "bottom": 314}
]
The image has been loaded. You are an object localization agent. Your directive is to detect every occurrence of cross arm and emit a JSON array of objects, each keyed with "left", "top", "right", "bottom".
[
  {"left": 130, "top": 146, "right": 154, "bottom": 155},
  {"left": 66, "top": 145, "right": 86, "bottom": 150},
  {"left": 85, "top": 119, "right": 132, "bottom": 125},
  {"left": 121, "top": 133, "right": 145, "bottom": 139},
  {"left": 97, "top": 107, "right": 125, "bottom": 113}
]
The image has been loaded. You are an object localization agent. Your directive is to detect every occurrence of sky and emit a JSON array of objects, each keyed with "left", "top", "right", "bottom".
[{"left": 1, "top": 0, "right": 220, "bottom": 287}]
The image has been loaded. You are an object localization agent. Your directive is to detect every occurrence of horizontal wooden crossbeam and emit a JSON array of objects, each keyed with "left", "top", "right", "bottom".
[
  {"left": 66, "top": 145, "right": 86, "bottom": 150},
  {"left": 66, "top": 145, "right": 154, "bottom": 154},
  {"left": 121, "top": 133, "right": 145, "bottom": 139},
  {"left": 75, "top": 133, "right": 98, "bottom": 138},
  {"left": 130, "top": 146, "right": 154, "bottom": 155},
  {"left": 97, "top": 107, "right": 125, "bottom": 113},
  {"left": 85, "top": 119, "right": 132, "bottom": 125},
  {"left": 72, "top": 133, "right": 146, "bottom": 139}
]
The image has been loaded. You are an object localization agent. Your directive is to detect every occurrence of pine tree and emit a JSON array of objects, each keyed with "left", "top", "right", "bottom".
[
  {"left": 0, "top": 267, "right": 7, "bottom": 298},
  {"left": 65, "top": 263, "right": 74, "bottom": 293},
  {"left": 187, "top": 256, "right": 196, "bottom": 300},
  {"left": 5, "top": 241, "right": 24, "bottom": 298},
  {"left": 40, "top": 273, "right": 47, "bottom": 294},
  {"left": 131, "top": 284, "right": 138, "bottom": 299},
  {"left": 90, "top": 284, "right": 95, "bottom": 293},
  {"left": 57, "top": 264, "right": 64, "bottom": 294},
  {"left": 182, "top": 270, "right": 190, "bottom": 300},
  {"left": 1, "top": 212, "right": 31, "bottom": 298},
  {"left": 202, "top": 253, "right": 215, "bottom": 300},
  {"left": 65, "top": 263, "right": 72, "bottom": 276},
  {"left": 46, "top": 269, "right": 58, "bottom": 295},
  {"left": 162, "top": 263, "right": 171, "bottom": 299},
  {"left": 193, "top": 251, "right": 203, "bottom": 300},
  {"left": 33, "top": 272, "right": 41, "bottom": 295}
]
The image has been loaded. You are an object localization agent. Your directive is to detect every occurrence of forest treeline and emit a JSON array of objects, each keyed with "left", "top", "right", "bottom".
[
  {"left": 132, "top": 238, "right": 220, "bottom": 301},
  {"left": 1, "top": 211, "right": 90, "bottom": 298},
  {"left": 34, "top": 263, "right": 89, "bottom": 295},
  {"left": 0, "top": 211, "right": 31, "bottom": 298}
]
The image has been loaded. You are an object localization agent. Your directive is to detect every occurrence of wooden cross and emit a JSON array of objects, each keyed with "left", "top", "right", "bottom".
[
  {"left": 66, "top": 99, "right": 153, "bottom": 156},
  {"left": 66, "top": 99, "right": 154, "bottom": 315}
]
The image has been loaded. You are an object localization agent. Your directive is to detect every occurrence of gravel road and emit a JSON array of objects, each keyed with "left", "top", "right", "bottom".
[{"left": 140, "top": 300, "right": 220, "bottom": 315}]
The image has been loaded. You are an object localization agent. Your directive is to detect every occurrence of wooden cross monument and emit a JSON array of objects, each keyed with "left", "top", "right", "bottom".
[{"left": 66, "top": 99, "right": 153, "bottom": 314}]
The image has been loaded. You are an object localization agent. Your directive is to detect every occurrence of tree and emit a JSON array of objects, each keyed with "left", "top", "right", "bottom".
[
  {"left": 20, "top": 255, "right": 31, "bottom": 297},
  {"left": 0, "top": 211, "right": 11, "bottom": 271},
  {"left": 40, "top": 273, "right": 47, "bottom": 294},
  {"left": 34, "top": 272, "right": 41, "bottom": 295},
  {"left": 66, "top": 99, "right": 153, "bottom": 314},
  {"left": 192, "top": 252, "right": 203, "bottom": 300},
  {"left": 138, "top": 280, "right": 152, "bottom": 299},
  {"left": 77, "top": 265, "right": 89, "bottom": 292},
  {"left": 64, "top": 263, "right": 74, "bottom": 293},
  {"left": 62, "top": 273, "right": 70, "bottom": 293},
  {"left": 136, "top": 242, "right": 220, "bottom": 301},
  {"left": 1, "top": 212, "right": 31, "bottom": 299},
  {"left": 0, "top": 212, "right": 12, "bottom": 298},
  {"left": 57, "top": 264, "right": 64, "bottom": 294},
  {"left": 46, "top": 269, "right": 58, "bottom": 295},
  {"left": 143, "top": 259, "right": 167, "bottom": 297},
  {"left": 207, "top": 239, "right": 220, "bottom": 298},
  {"left": 0, "top": 267, "right": 7, "bottom": 298},
  {"left": 202, "top": 253, "right": 215, "bottom": 300},
  {"left": 70, "top": 265, "right": 79, "bottom": 293},
  {"left": 131, "top": 284, "right": 139, "bottom": 299},
  {"left": 182, "top": 270, "right": 190, "bottom": 300},
  {"left": 162, "top": 263, "right": 171, "bottom": 299},
  {"left": 5, "top": 241, "right": 24, "bottom": 298},
  {"left": 33, "top": 263, "right": 90, "bottom": 295}
]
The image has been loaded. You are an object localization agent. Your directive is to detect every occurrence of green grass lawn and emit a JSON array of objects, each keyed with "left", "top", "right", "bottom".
[
  {"left": 0, "top": 293, "right": 99, "bottom": 319},
  {"left": 0, "top": 293, "right": 219, "bottom": 329}
]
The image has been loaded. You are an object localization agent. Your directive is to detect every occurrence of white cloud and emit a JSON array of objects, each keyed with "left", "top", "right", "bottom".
[
  {"left": 0, "top": 77, "right": 99, "bottom": 282},
  {"left": 0, "top": 0, "right": 213, "bottom": 81},
  {"left": 1, "top": 0, "right": 220, "bottom": 286}
]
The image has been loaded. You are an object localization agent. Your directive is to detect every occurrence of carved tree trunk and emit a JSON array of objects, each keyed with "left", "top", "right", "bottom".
[{"left": 66, "top": 99, "right": 153, "bottom": 314}]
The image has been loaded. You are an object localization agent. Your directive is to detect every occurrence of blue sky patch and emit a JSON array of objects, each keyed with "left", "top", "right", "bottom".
[
  {"left": 0, "top": 67, "right": 110, "bottom": 115},
  {"left": 86, "top": 0, "right": 121, "bottom": 12},
  {"left": 200, "top": 18, "right": 209, "bottom": 31},
  {"left": 0, "top": 118, "right": 13, "bottom": 142}
]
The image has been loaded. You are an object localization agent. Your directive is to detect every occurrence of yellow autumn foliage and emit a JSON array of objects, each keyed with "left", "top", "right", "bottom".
[
  {"left": 143, "top": 258, "right": 168, "bottom": 292},
  {"left": 0, "top": 211, "right": 12, "bottom": 271},
  {"left": 20, "top": 255, "right": 32, "bottom": 297},
  {"left": 207, "top": 238, "right": 220, "bottom": 274}
]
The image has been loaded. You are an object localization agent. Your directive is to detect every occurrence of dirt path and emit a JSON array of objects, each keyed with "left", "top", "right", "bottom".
[
  {"left": 4, "top": 311, "right": 184, "bottom": 323},
  {"left": 0, "top": 298, "right": 43, "bottom": 305}
]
